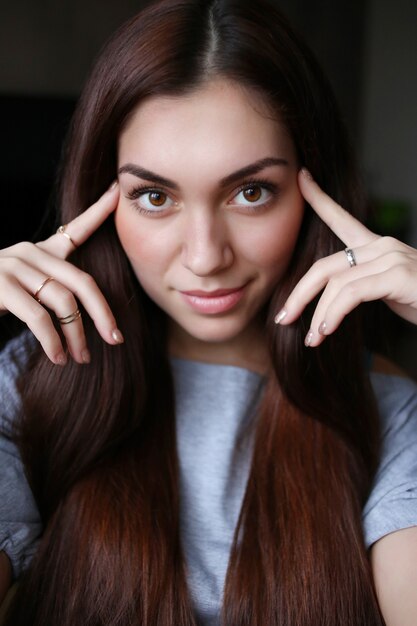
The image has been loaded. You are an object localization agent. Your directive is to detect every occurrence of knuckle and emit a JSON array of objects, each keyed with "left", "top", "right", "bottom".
[
  {"left": 0, "top": 243, "right": 21, "bottom": 259},
  {"left": 325, "top": 274, "right": 343, "bottom": 292},
  {"left": 1, "top": 256, "right": 25, "bottom": 274},
  {"left": 76, "top": 271, "right": 97, "bottom": 291},
  {"left": 379, "top": 235, "right": 400, "bottom": 252},
  {"left": 312, "top": 257, "right": 326, "bottom": 273},
  {"left": 0, "top": 273, "right": 15, "bottom": 293},
  {"left": 341, "top": 281, "right": 360, "bottom": 301},
  {"left": 28, "top": 306, "right": 51, "bottom": 325},
  {"left": 391, "top": 264, "right": 411, "bottom": 282},
  {"left": 311, "top": 257, "right": 334, "bottom": 282},
  {"left": 14, "top": 241, "right": 35, "bottom": 256},
  {"left": 386, "top": 250, "right": 407, "bottom": 266},
  {"left": 56, "top": 290, "right": 77, "bottom": 311}
]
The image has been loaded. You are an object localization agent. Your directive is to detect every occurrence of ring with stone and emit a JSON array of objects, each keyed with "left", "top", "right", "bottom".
[
  {"left": 57, "top": 224, "right": 78, "bottom": 248},
  {"left": 344, "top": 247, "right": 357, "bottom": 268}
]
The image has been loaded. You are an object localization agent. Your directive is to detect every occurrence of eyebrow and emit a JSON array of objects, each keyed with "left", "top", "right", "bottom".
[
  {"left": 118, "top": 157, "right": 289, "bottom": 190},
  {"left": 220, "top": 157, "right": 289, "bottom": 187},
  {"left": 118, "top": 164, "right": 180, "bottom": 190}
]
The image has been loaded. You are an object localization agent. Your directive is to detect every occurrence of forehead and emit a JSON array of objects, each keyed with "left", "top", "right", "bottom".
[{"left": 118, "top": 79, "right": 297, "bottom": 171}]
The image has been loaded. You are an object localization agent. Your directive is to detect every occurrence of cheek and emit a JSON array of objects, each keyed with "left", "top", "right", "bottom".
[
  {"left": 114, "top": 205, "right": 161, "bottom": 268},
  {"left": 239, "top": 200, "right": 304, "bottom": 271}
]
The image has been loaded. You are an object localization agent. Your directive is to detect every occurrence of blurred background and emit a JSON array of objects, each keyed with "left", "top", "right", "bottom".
[{"left": 0, "top": 0, "right": 416, "bottom": 376}]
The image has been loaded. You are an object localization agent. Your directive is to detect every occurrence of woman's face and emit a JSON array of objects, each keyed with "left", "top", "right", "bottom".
[{"left": 115, "top": 79, "right": 304, "bottom": 364}]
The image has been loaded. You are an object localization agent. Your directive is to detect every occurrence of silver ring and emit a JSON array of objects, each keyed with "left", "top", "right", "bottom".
[
  {"left": 57, "top": 224, "right": 77, "bottom": 248},
  {"left": 58, "top": 308, "right": 81, "bottom": 325},
  {"left": 344, "top": 247, "right": 357, "bottom": 268}
]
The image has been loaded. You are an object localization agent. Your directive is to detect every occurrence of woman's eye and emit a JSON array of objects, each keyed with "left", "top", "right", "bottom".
[
  {"left": 128, "top": 188, "right": 175, "bottom": 214},
  {"left": 147, "top": 191, "right": 167, "bottom": 207},
  {"left": 232, "top": 184, "right": 274, "bottom": 208}
]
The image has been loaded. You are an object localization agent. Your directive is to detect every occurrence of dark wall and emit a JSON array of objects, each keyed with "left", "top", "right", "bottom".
[{"left": 0, "top": 96, "right": 75, "bottom": 246}]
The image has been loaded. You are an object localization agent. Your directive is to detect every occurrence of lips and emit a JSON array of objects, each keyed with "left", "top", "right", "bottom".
[
  {"left": 181, "top": 286, "right": 244, "bottom": 297},
  {"left": 179, "top": 284, "right": 248, "bottom": 314}
]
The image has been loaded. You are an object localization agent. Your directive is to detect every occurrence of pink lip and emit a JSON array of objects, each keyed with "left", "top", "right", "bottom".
[
  {"left": 179, "top": 285, "right": 247, "bottom": 314},
  {"left": 182, "top": 286, "right": 243, "bottom": 297}
]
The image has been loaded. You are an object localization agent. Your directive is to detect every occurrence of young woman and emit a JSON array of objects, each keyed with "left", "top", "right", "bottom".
[{"left": 1, "top": 0, "right": 416, "bottom": 624}]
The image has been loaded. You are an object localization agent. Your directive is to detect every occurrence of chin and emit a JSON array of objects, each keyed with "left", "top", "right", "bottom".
[{"left": 175, "top": 315, "right": 251, "bottom": 344}]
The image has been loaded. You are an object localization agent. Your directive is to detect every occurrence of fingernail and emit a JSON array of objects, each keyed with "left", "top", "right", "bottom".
[
  {"left": 55, "top": 352, "right": 67, "bottom": 366},
  {"left": 108, "top": 180, "right": 118, "bottom": 191},
  {"left": 112, "top": 328, "right": 124, "bottom": 344},
  {"left": 304, "top": 330, "right": 314, "bottom": 347},
  {"left": 81, "top": 348, "right": 91, "bottom": 364},
  {"left": 274, "top": 309, "right": 287, "bottom": 324},
  {"left": 318, "top": 321, "right": 327, "bottom": 335},
  {"left": 301, "top": 168, "right": 313, "bottom": 181}
]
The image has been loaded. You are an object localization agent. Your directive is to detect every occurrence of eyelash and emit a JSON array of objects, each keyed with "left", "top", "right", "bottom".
[
  {"left": 126, "top": 178, "right": 280, "bottom": 216},
  {"left": 233, "top": 179, "right": 279, "bottom": 212},
  {"left": 126, "top": 186, "right": 174, "bottom": 216}
]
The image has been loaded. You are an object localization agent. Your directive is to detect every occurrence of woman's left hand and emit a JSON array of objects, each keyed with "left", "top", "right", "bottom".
[{"left": 275, "top": 169, "right": 417, "bottom": 347}]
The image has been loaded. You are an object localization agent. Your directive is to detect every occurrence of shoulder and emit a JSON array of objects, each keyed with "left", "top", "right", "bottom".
[
  {"left": 0, "top": 331, "right": 35, "bottom": 435},
  {"left": 370, "top": 362, "right": 417, "bottom": 435},
  {"left": 363, "top": 366, "right": 417, "bottom": 549},
  {"left": 0, "top": 333, "right": 42, "bottom": 581},
  {"left": 0, "top": 331, "right": 33, "bottom": 369}
]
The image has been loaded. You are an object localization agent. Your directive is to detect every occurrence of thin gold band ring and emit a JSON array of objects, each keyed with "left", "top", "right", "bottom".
[
  {"left": 58, "top": 308, "right": 81, "bottom": 325},
  {"left": 33, "top": 276, "right": 54, "bottom": 303}
]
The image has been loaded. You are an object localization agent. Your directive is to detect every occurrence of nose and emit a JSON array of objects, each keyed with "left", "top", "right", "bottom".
[{"left": 181, "top": 210, "right": 233, "bottom": 276}]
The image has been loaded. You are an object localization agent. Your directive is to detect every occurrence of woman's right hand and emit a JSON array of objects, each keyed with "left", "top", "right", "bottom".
[{"left": 0, "top": 182, "right": 122, "bottom": 366}]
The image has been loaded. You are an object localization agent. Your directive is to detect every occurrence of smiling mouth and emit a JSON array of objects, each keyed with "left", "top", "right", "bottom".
[{"left": 179, "top": 284, "right": 248, "bottom": 314}]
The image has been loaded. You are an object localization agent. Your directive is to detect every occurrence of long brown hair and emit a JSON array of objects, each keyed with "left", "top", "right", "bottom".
[{"left": 5, "top": 0, "right": 384, "bottom": 624}]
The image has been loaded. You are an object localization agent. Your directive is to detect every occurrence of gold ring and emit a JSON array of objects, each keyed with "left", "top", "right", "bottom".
[
  {"left": 58, "top": 308, "right": 81, "bottom": 325},
  {"left": 33, "top": 276, "right": 54, "bottom": 303},
  {"left": 57, "top": 224, "right": 77, "bottom": 248}
]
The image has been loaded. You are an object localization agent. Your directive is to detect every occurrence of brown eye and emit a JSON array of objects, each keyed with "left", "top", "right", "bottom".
[
  {"left": 149, "top": 191, "right": 167, "bottom": 206},
  {"left": 231, "top": 183, "right": 275, "bottom": 210},
  {"left": 243, "top": 186, "right": 262, "bottom": 202}
]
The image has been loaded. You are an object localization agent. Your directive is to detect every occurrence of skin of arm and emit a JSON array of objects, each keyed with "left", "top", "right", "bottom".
[
  {"left": 371, "top": 526, "right": 417, "bottom": 625},
  {"left": 0, "top": 551, "right": 12, "bottom": 606},
  {"left": 370, "top": 356, "right": 416, "bottom": 624}
]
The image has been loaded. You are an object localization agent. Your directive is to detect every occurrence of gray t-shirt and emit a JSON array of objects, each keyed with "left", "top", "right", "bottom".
[{"left": 1, "top": 334, "right": 417, "bottom": 625}]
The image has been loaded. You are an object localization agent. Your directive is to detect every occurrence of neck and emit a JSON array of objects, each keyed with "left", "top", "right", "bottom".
[{"left": 168, "top": 317, "right": 270, "bottom": 375}]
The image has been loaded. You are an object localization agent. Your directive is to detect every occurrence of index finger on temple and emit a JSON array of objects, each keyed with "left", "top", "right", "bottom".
[
  {"left": 298, "top": 170, "right": 376, "bottom": 248},
  {"left": 39, "top": 182, "right": 119, "bottom": 257}
]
